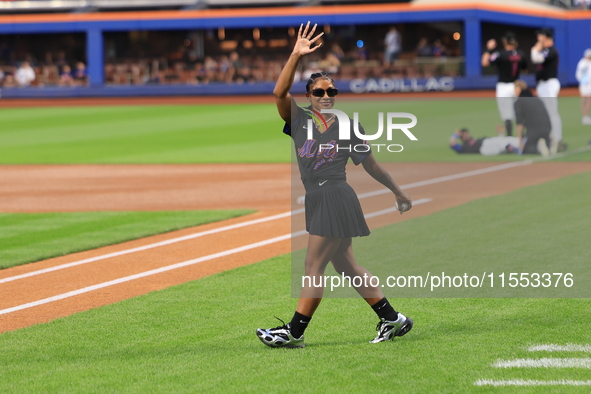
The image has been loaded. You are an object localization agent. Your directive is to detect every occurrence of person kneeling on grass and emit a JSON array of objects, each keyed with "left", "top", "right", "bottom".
[
  {"left": 449, "top": 126, "right": 521, "bottom": 156},
  {"left": 513, "top": 79, "right": 552, "bottom": 156}
]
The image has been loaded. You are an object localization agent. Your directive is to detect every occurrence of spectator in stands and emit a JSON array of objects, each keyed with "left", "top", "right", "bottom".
[
  {"left": 0, "top": 68, "right": 4, "bottom": 85},
  {"left": 355, "top": 44, "right": 369, "bottom": 61},
  {"left": 432, "top": 39, "right": 447, "bottom": 57},
  {"left": 55, "top": 51, "right": 68, "bottom": 69},
  {"left": 442, "top": 35, "right": 460, "bottom": 57},
  {"left": 15, "top": 61, "right": 36, "bottom": 87},
  {"left": 302, "top": 61, "right": 322, "bottom": 81},
  {"left": 59, "top": 64, "right": 75, "bottom": 87},
  {"left": 573, "top": 0, "right": 591, "bottom": 10},
  {"left": 204, "top": 56, "right": 218, "bottom": 81},
  {"left": 384, "top": 26, "right": 401, "bottom": 66},
  {"left": 330, "top": 43, "right": 344, "bottom": 61},
  {"left": 43, "top": 51, "right": 54, "bottom": 66},
  {"left": 415, "top": 38, "right": 432, "bottom": 57},
  {"left": 148, "top": 62, "right": 161, "bottom": 84},
  {"left": 234, "top": 62, "right": 254, "bottom": 84},
  {"left": 171, "top": 62, "right": 185, "bottom": 84},
  {"left": 219, "top": 55, "right": 232, "bottom": 82},
  {"left": 194, "top": 62, "right": 207, "bottom": 83},
  {"left": 228, "top": 51, "right": 244, "bottom": 82},
  {"left": 73, "top": 61, "right": 88, "bottom": 85},
  {"left": 184, "top": 50, "right": 199, "bottom": 68},
  {"left": 2, "top": 73, "right": 17, "bottom": 88},
  {"left": 319, "top": 51, "right": 340, "bottom": 74}
]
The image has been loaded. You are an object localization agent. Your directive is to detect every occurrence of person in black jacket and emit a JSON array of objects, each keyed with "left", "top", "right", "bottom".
[
  {"left": 513, "top": 80, "right": 551, "bottom": 156},
  {"left": 531, "top": 28, "right": 562, "bottom": 154},
  {"left": 481, "top": 32, "right": 528, "bottom": 136}
]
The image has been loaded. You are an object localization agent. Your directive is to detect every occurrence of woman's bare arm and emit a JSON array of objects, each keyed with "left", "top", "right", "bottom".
[
  {"left": 361, "top": 153, "right": 413, "bottom": 213},
  {"left": 274, "top": 22, "right": 324, "bottom": 123}
]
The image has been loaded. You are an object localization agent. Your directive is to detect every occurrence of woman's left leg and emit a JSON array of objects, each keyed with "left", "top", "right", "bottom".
[
  {"left": 330, "top": 237, "right": 384, "bottom": 302},
  {"left": 331, "top": 237, "right": 413, "bottom": 343}
]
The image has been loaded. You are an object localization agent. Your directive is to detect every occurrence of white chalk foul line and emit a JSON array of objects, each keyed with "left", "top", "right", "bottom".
[
  {"left": 529, "top": 344, "right": 591, "bottom": 352},
  {"left": 475, "top": 379, "right": 591, "bottom": 387},
  {"left": 0, "top": 210, "right": 299, "bottom": 285},
  {"left": 0, "top": 231, "right": 304, "bottom": 316},
  {"left": 2, "top": 160, "right": 475, "bottom": 285},
  {"left": 356, "top": 160, "right": 533, "bottom": 200},
  {"left": 493, "top": 358, "right": 591, "bottom": 368},
  {"left": 0, "top": 199, "right": 433, "bottom": 316},
  {"left": 540, "top": 144, "right": 591, "bottom": 161}
]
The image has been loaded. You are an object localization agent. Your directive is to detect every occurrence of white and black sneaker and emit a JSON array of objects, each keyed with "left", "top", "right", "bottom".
[
  {"left": 370, "top": 313, "right": 413, "bottom": 343},
  {"left": 256, "top": 319, "right": 305, "bottom": 348}
]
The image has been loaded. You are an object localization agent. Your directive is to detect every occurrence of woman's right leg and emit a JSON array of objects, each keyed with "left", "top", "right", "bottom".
[
  {"left": 255, "top": 234, "right": 343, "bottom": 348},
  {"left": 296, "top": 234, "right": 343, "bottom": 316}
]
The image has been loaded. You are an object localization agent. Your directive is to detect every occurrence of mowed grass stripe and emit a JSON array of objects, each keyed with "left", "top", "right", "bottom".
[
  {"left": 0, "top": 210, "right": 253, "bottom": 269},
  {"left": 0, "top": 104, "right": 286, "bottom": 163},
  {"left": 1, "top": 97, "right": 589, "bottom": 164},
  {"left": 0, "top": 172, "right": 590, "bottom": 392}
]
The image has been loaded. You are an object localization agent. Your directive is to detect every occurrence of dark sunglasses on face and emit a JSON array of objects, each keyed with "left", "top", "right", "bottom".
[{"left": 311, "top": 87, "right": 339, "bottom": 97}]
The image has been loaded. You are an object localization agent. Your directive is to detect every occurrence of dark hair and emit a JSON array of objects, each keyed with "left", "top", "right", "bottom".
[
  {"left": 502, "top": 31, "right": 517, "bottom": 45},
  {"left": 305, "top": 71, "right": 335, "bottom": 93},
  {"left": 537, "top": 28, "right": 553, "bottom": 39}
]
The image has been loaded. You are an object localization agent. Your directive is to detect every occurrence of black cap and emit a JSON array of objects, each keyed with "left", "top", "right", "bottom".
[
  {"left": 503, "top": 31, "right": 516, "bottom": 40},
  {"left": 537, "top": 28, "right": 553, "bottom": 38},
  {"left": 503, "top": 31, "right": 517, "bottom": 45}
]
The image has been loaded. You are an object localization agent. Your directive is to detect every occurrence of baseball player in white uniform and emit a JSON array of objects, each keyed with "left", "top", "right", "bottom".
[{"left": 576, "top": 49, "right": 591, "bottom": 125}]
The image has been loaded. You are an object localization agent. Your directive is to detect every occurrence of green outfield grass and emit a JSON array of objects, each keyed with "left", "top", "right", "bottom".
[
  {"left": 1, "top": 171, "right": 590, "bottom": 392},
  {"left": 300, "top": 169, "right": 591, "bottom": 298},
  {"left": 0, "top": 97, "right": 588, "bottom": 164},
  {"left": 0, "top": 210, "right": 252, "bottom": 269},
  {"left": 555, "top": 148, "right": 591, "bottom": 161},
  {"left": 0, "top": 104, "right": 287, "bottom": 164}
]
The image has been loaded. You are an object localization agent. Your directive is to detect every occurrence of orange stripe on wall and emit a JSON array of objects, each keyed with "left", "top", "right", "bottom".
[{"left": 0, "top": 2, "right": 587, "bottom": 25}]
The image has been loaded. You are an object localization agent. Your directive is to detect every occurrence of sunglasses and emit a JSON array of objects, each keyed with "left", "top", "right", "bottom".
[{"left": 311, "top": 87, "right": 339, "bottom": 97}]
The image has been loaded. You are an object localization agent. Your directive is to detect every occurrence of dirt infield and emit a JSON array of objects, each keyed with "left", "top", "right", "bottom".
[{"left": 1, "top": 160, "right": 591, "bottom": 333}]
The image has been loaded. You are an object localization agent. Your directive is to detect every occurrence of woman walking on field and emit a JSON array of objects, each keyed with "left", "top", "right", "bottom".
[{"left": 256, "top": 22, "right": 414, "bottom": 348}]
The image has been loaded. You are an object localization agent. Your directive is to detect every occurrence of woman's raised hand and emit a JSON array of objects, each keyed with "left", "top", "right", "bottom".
[{"left": 292, "top": 22, "right": 324, "bottom": 57}]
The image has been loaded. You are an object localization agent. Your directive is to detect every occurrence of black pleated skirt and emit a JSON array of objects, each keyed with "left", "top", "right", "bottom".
[{"left": 304, "top": 180, "right": 370, "bottom": 238}]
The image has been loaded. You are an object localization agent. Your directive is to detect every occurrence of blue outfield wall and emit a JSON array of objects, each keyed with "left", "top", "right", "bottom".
[
  {"left": 0, "top": 75, "right": 538, "bottom": 99},
  {"left": 0, "top": 5, "right": 589, "bottom": 98}
]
